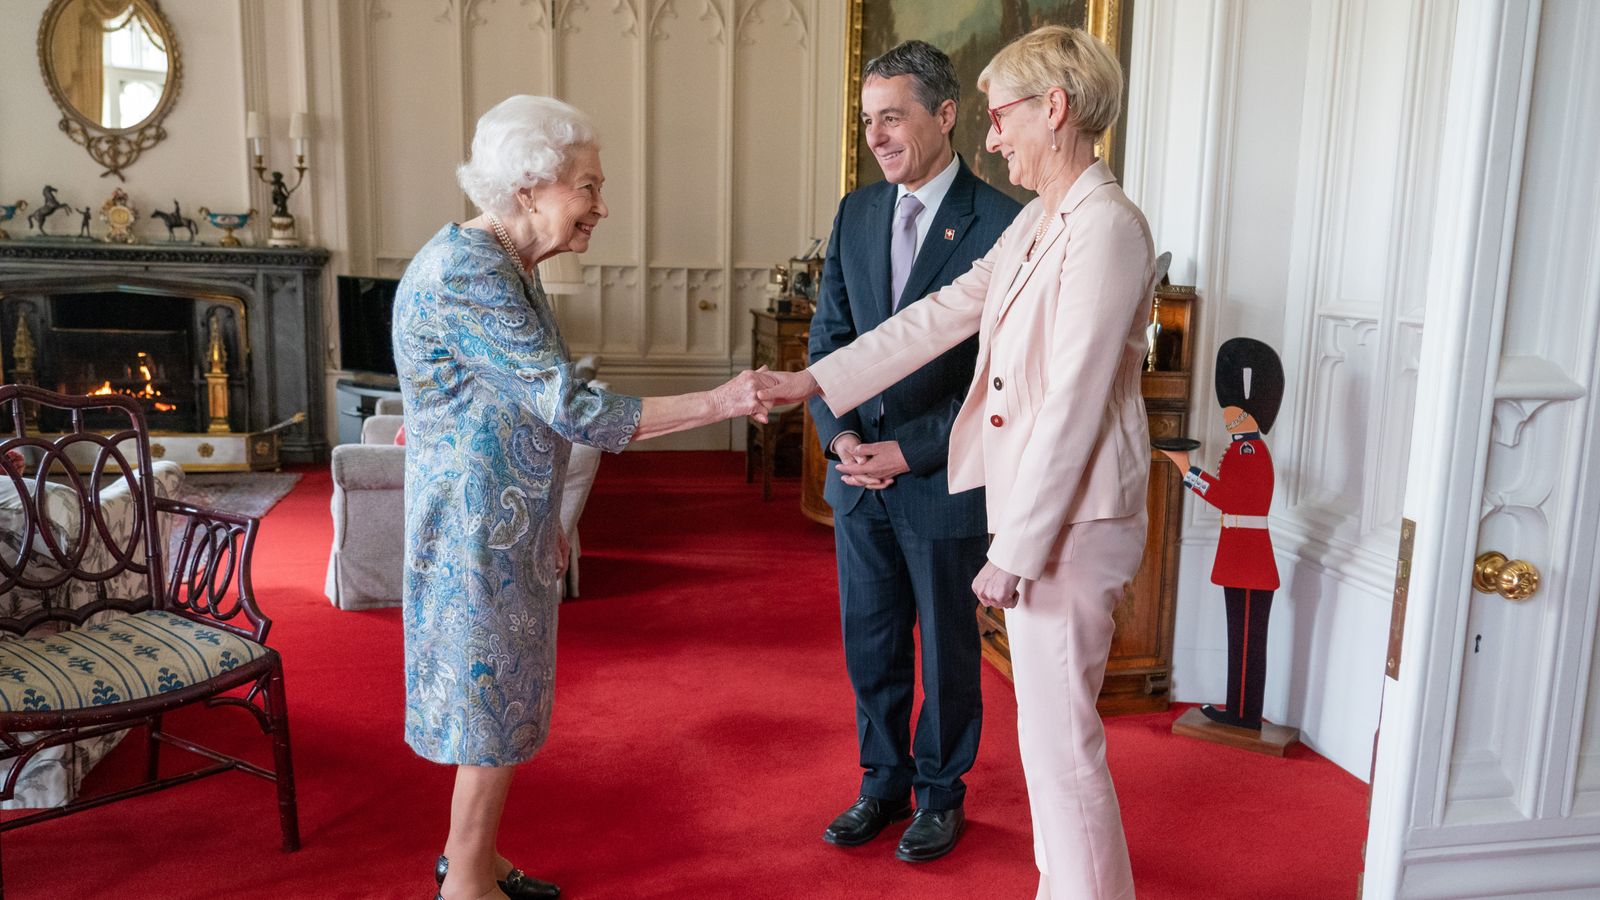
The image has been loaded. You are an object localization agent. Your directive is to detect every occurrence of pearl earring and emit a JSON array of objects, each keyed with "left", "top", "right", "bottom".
[{"left": 1050, "top": 128, "right": 1058, "bottom": 152}]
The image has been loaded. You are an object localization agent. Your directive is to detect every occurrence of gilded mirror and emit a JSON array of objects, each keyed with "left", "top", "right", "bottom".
[{"left": 37, "top": 0, "right": 183, "bottom": 180}]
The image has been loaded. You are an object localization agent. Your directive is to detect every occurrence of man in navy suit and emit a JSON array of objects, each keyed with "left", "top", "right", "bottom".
[{"left": 808, "top": 40, "right": 1022, "bottom": 863}]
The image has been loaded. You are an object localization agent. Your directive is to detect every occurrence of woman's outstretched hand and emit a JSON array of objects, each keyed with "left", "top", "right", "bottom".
[
  {"left": 756, "top": 369, "right": 821, "bottom": 407},
  {"left": 972, "top": 560, "right": 1022, "bottom": 609},
  {"left": 712, "top": 368, "right": 777, "bottom": 423}
]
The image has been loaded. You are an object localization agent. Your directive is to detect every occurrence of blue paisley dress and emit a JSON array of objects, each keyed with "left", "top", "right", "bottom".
[{"left": 393, "top": 223, "right": 641, "bottom": 766}]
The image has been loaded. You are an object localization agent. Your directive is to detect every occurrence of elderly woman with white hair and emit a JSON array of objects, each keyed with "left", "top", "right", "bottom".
[
  {"left": 759, "top": 27, "right": 1156, "bottom": 899},
  {"left": 394, "top": 95, "right": 769, "bottom": 900}
]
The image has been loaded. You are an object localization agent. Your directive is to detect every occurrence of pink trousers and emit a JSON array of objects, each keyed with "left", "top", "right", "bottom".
[{"left": 1007, "top": 513, "right": 1146, "bottom": 900}]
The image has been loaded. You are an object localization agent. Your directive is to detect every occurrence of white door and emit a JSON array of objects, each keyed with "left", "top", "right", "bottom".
[{"left": 1363, "top": 1, "right": 1600, "bottom": 896}]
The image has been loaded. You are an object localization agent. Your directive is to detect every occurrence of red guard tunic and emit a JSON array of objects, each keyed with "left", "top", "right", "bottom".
[{"left": 1184, "top": 433, "right": 1279, "bottom": 590}]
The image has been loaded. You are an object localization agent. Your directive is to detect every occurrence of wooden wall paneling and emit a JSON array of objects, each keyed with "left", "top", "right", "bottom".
[
  {"left": 558, "top": 1, "right": 643, "bottom": 354},
  {"left": 463, "top": 0, "right": 552, "bottom": 130},
  {"left": 647, "top": 1, "right": 725, "bottom": 360},
  {"left": 1273, "top": 0, "right": 1437, "bottom": 585},
  {"left": 1297, "top": 314, "right": 1379, "bottom": 519},
  {"left": 731, "top": 1, "right": 810, "bottom": 268},
  {"left": 557, "top": 1, "right": 642, "bottom": 267},
  {"left": 730, "top": 265, "right": 768, "bottom": 362},
  {"left": 599, "top": 264, "right": 642, "bottom": 355},
  {"left": 647, "top": 1, "right": 723, "bottom": 268},
  {"left": 559, "top": 268, "right": 605, "bottom": 353},
  {"left": 366, "top": 2, "right": 467, "bottom": 262},
  {"left": 686, "top": 267, "right": 725, "bottom": 357},
  {"left": 647, "top": 267, "right": 689, "bottom": 355}
]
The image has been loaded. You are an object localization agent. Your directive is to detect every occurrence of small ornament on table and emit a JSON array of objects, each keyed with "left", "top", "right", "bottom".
[
  {"left": 26, "top": 186, "right": 74, "bottom": 235},
  {"left": 100, "top": 188, "right": 138, "bottom": 243},
  {"left": 76, "top": 206, "right": 95, "bottom": 239},
  {"left": 767, "top": 265, "right": 791, "bottom": 313},
  {"left": 1146, "top": 253, "right": 1173, "bottom": 371},
  {"left": 151, "top": 200, "right": 198, "bottom": 242},
  {"left": 198, "top": 207, "right": 257, "bottom": 247},
  {"left": 0, "top": 200, "right": 26, "bottom": 240}
]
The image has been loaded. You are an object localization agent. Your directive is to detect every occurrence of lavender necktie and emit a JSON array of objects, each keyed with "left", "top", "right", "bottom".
[{"left": 890, "top": 193, "right": 924, "bottom": 311}]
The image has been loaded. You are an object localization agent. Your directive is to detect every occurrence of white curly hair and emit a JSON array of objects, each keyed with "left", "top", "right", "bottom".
[{"left": 456, "top": 95, "right": 599, "bottom": 217}]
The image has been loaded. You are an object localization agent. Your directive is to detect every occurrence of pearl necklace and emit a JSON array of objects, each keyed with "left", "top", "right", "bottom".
[
  {"left": 486, "top": 214, "right": 527, "bottom": 271},
  {"left": 1025, "top": 212, "right": 1051, "bottom": 260}
]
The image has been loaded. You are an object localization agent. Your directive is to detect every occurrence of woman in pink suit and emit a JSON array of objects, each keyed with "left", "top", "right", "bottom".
[{"left": 760, "top": 26, "right": 1155, "bottom": 899}]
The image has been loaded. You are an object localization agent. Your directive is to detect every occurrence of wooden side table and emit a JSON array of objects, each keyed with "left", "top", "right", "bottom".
[
  {"left": 799, "top": 340, "right": 834, "bottom": 526},
  {"left": 747, "top": 310, "right": 810, "bottom": 500}
]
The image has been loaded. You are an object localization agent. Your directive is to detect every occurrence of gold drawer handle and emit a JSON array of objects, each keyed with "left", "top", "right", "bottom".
[{"left": 1473, "top": 551, "right": 1540, "bottom": 601}]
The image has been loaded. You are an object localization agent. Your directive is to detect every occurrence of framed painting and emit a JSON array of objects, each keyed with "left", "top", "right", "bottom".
[{"left": 842, "top": 0, "right": 1133, "bottom": 201}]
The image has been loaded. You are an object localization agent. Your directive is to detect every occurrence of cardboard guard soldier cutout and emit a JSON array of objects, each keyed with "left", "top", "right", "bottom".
[{"left": 1157, "top": 338, "right": 1285, "bottom": 731}]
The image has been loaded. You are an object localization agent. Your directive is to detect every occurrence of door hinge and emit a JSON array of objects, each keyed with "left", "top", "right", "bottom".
[{"left": 1386, "top": 518, "right": 1416, "bottom": 679}]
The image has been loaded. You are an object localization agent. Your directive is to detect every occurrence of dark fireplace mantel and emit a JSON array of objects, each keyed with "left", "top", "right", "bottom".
[{"left": 0, "top": 239, "right": 331, "bottom": 463}]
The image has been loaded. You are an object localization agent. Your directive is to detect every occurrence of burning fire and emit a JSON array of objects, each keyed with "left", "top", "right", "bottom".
[{"left": 84, "top": 352, "right": 178, "bottom": 413}]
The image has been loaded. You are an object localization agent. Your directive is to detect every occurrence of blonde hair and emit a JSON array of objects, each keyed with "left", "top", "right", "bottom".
[
  {"left": 457, "top": 95, "right": 598, "bottom": 217},
  {"left": 978, "top": 26, "right": 1122, "bottom": 139}
]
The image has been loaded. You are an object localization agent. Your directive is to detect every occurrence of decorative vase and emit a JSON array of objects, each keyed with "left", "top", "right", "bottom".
[
  {"left": 198, "top": 207, "right": 257, "bottom": 248},
  {"left": 0, "top": 200, "right": 26, "bottom": 240}
]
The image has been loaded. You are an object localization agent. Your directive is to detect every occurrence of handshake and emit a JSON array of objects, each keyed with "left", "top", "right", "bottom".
[
  {"left": 709, "top": 368, "right": 820, "bottom": 424},
  {"left": 711, "top": 369, "right": 905, "bottom": 491}
]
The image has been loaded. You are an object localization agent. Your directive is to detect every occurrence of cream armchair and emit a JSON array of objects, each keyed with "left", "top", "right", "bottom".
[{"left": 325, "top": 361, "right": 607, "bottom": 609}]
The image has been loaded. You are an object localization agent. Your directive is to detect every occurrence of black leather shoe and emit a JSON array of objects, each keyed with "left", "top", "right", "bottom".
[
  {"left": 822, "top": 795, "right": 913, "bottom": 846},
  {"left": 436, "top": 854, "right": 561, "bottom": 900},
  {"left": 1201, "top": 704, "right": 1262, "bottom": 731},
  {"left": 895, "top": 806, "right": 965, "bottom": 862}
]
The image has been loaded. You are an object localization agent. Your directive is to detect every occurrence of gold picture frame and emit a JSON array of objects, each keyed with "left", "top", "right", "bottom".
[{"left": 842, "top": 0, "right": 1131, "bottom": 199}]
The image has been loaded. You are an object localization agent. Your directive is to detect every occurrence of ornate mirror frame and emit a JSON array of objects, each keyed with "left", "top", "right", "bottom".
[{"left": 36, "top": 0, "right": 184, "bottom": 181}]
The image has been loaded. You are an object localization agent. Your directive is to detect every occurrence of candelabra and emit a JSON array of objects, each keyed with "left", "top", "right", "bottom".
[{"left": 245, "top": 111, "right": 311, "bottom": 247}]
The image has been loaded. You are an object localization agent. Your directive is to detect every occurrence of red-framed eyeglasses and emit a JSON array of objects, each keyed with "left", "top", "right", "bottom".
[{"left": 987, "top": 95, "right": 1039, "bottom": 134}]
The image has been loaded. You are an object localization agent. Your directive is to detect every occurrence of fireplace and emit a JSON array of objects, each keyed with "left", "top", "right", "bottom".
[
  {"left": 0, "top": 240, "right": 330, "bottom": 465},
  {"left": 3, "top": 282, "right": 245, "bottom": 436}
]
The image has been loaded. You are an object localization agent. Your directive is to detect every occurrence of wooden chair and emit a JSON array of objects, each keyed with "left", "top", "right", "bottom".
[{"left": 0, "top": 385, "right": 297, "bottom": 895}]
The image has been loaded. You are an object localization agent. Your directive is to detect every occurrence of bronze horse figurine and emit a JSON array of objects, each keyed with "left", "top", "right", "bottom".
[
  {"left": 26, "top": 186, "right": 73, "bottom": 235},
  {"left": 151, "top": 199, "right": 198, "bottom": 242}
]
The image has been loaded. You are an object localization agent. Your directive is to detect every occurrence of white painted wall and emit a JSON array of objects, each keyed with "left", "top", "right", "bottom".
[{"left": 1125, "top": 0, "right": 1456, "bottom": 779}]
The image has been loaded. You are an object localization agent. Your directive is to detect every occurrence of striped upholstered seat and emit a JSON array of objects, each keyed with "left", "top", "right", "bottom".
[{"left": 0, "top": 610, "right": 267, "bottom": 713}]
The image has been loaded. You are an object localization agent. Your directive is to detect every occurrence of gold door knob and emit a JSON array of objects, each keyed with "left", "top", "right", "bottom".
[
  {"left": 1473, "top": 551, "right": 1540, "bottom": 601},
  {"left": 697, "top": 299, "right": 716, "bottom": 311}
]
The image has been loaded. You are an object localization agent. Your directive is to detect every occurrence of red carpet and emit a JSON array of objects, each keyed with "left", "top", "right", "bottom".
[{"left": 3, "top": 452, "right": 1366, "bottom": 898}]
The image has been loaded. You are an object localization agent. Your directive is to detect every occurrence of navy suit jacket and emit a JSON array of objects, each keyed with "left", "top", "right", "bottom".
[{"left": 807, "top": 159, "right": 1022, "bottom": 539}]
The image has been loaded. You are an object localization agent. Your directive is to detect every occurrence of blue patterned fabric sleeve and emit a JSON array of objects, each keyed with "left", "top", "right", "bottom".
[{"left": 436, "top": 240, "right": 642, "bottom": 452}]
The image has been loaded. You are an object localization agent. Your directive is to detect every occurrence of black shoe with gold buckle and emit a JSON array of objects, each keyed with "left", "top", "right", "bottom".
[{"left": 436, "top": 854, "right": 561, "bottom": 900}]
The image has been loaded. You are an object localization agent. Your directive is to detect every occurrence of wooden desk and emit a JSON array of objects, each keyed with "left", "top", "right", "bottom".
[{"left": 978, "top": 285, "right": 1196, "bottom": 716}]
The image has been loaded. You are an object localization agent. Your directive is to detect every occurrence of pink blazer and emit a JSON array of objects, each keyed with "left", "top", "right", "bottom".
[{"left": 809, "top": 160, "right": 1156, "bottom": 580}]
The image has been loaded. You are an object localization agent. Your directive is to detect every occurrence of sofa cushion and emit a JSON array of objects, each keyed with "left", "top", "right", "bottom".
[{"left": 0, "top": 609, "right": 266, "bottom": 712}]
